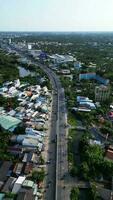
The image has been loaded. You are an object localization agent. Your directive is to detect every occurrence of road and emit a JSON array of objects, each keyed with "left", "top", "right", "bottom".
[{"left": 38, "top": 66, "right": 69, "bottom": 200}]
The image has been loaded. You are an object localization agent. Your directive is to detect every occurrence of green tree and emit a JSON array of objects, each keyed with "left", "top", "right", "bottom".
[
  {"left": 70, "top": 187, "right": 80, "bottom": 200},
  {"left": 32, "top": 169, "right": 45, "bottom": 182},
  {"left": 80, "top": 162, "right": 89, "bottom": 180}
]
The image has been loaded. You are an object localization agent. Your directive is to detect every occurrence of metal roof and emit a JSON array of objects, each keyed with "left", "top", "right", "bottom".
[{"left": 0, "top": 115, "right": 21, "bottom": 130}]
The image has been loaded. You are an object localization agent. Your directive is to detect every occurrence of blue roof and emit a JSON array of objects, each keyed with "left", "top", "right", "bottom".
[{"left": 0, "top": 193, "right": 5, "bottom": 200}]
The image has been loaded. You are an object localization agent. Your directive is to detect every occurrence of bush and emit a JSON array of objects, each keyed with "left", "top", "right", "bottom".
[{"left": 70, "top": 187, "right": 80, "bottom": 200}]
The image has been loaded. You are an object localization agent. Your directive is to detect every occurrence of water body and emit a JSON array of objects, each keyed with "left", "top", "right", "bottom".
[{"left": 18, "top": 66, "right": 36, "bottom": 78}]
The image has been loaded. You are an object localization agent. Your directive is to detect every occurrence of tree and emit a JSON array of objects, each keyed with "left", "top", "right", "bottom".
[
  {"left": 70, "top": 187, "right": 80, "bottom": 200},
  {"left": 80, "top": 162, "right": 89, "bottom": 180},
  {"left": 70, "top": 166, "right": 78, "bottom": 177},
  {"left": 88, "top": 183, "right": 100, "bottom": 200},
  {"left": 32, "top": 169, "right": 45, "bottom": 182}
]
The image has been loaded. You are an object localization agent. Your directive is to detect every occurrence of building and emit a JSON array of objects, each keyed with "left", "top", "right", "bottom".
[
  {"left": 22, "top": 180, "right": 34, "bottom": 188},
  {"left": 60, "top": 69, "right": 71, "bottom": 74},
  {"left": 79, "top": 73, "right": 109, "bottom": 85},
  {"left": 28, "top": 44, "right": 32, "bottom": 50},
  {"left": 0, "top": 115, "right": 21, "bottom": 132},
  {"left": 8, "top": 38, "right": 12, "bottom": 44},
  {"left": 12, "top": 176, "right": 26, "bottom": 194},
  {"left": 77, "top": 96, "right": 93, "bottom": 103},
  {"left": 13, "top": 163, "right": 24, "bottom": 176},
  {"left": 2, "top": 177, "right": 16, "bottom": 193},
  {"left": 74, "top": 61, "right": 82, "bottom": 69},
  {"left": 95, "top": 85, "right": 110, "bottom": 102},
  {"left": 0, "top": 161, "right": 12, "bottom": 183},
  {"left": 105, "top": 146, "right": 113, "bottom": 161},
  {"left": 49, "top": 54, "right": 74, "bottom": 63},
  {"left": 0, "top": 193, "right": 5, "bottom": 200}
]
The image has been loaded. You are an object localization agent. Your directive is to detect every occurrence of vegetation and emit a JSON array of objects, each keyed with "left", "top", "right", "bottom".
[
  {"left": 68, "top": 112, "right": 77, "bottom": 127},
  {"left": 79, "top": 133, "right": 113, "bottom": 180},
  {"left": 0, "top": 126, "right": 13, "bottom": 160},
  {"left": 0, "top": 95, "right": 19, "bottom": 110},
  {"left": 68, "top": 129, "right": 79, "bottom": 176},
  {"left": 70, "top": 187, "right": 80, "bottom": 200},
  {"left": 32, "top": 169, "right": 45, "bottom": 183},
  {"left": 0, "top": 50, "right": 19, "bottom": 84}
]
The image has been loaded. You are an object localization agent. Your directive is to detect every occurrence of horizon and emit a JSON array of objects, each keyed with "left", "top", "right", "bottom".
[{"left": 1, "top": 0, "right": 113, "bottom": 32}]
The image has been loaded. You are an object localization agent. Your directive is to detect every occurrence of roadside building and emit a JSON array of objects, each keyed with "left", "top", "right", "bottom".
[
  {"left": 0, "top": 115, "right": 21, "bottom": 132},
  {"left": 2, "top": 177, "right": 16, "bottom": 193},
  {"left": 105, "top": 146, "right": 113, "bottom": 161},
  {"left": 79, "top": 73, "right": 109, "bottom": 85},
  {"left": 95, "top": 85, "right": 110, "bottom": 102},
  {"left": 12, "top": 176, "right": 26, "bottom": 194},
  {"left": 24, "top": 163, "right": 33, "bottom": 175},
  {"left": 0, "top": 193, "right": 5, "bottom": 200},
  {"left": 0, "top": 161, "right": 12, "bottom": 183},
  {"left": 13, "top": 163, "right": 24, "bottom": 176},
  {"left": 22, "top": 180, "right": 34, "bottom": 189}
]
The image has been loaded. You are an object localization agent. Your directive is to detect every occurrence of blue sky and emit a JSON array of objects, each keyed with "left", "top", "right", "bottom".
[{"left": 0, "top": 0, "right": 113, "bottom": 31}]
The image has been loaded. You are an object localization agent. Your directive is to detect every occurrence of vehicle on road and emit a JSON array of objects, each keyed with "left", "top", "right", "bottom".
[{"left": 46, "top": 160, "right": 51, "bottom": 164}]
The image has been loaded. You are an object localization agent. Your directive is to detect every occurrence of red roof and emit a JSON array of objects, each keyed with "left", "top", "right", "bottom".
[{"left": 105, "top": 149, "right": 113, "bottom": 160}]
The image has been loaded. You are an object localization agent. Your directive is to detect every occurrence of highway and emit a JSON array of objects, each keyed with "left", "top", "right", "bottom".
[{"left": 37, "top": 65, "right": 69, "bottom": 200}]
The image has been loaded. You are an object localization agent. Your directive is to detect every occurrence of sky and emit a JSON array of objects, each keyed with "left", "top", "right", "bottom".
[{"left": 0, "top": 0, "right": 113, "bottom": 32}]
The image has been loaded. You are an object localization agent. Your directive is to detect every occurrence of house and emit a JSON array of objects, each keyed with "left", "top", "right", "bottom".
[
  {"left": 22, "top": 138, "right": 40, "bottom": 148},
  {"left": 0, "top": 193, "right": 5, "bottom": 200},
  {"left": 7, "top": 146, "right": 22, "bottom": 155},
  {"left": 13, "top": 163, "right": 24, "bottom": 176},
  {"left": 2, "top": 177, "right": 16, "bottom": 193},
  {"left": 8, "top": 110, "right": 16, "bottom": 117},
  {"left": 89, "top": 139, "right": 101, "bottom": 146},
  {"left": 108, "top": 112, "right": 113, "bottom": 119},
  {"left": 97, "top": 187, "right": 113, "bottom": 200},
  {"left": 76, "top": 96, "right": 96, "bottom": 109},
  {"left": 72, "top": 107, "right": 91, "bottom": 112},
  {"left": 16, "top": 134, "right": 43, "bottom": 144},
  {"left": 0, "top": 115, "right": 21, "bottom": 132},
  {"left": 79, "top": 101, "right": 96, "bottom": 109},
  {"left": 24, "top": 163, "right": 33, "bottom": 175},
  {"left": 16, "top": 189, "right": 34, "bottom": 200},
  {"left": 77, "top": 96, "right": 93, "bottom": 103},
  {"left": 60, "top": 69, "right": 71, "bottom": 75},
  {"left": 12, "top": 176, "right": 26, "bottom": 194},
  {"left": 25, "top": 128, "right": 45, "bottom": 136},
  {"left": 22, "top": 152, "right": 38, "bottom": 164},
  {"left": 105, "top": 147, "right": 113, "bottom": 161},
  {"left": 0, "top": 161, "right": 12, "bottom": 182},
  {"left": 14, "top": 79, "right": 20, "bottom": 88},
  {"left": 22, "top": 180, "right": 34, "bottom": 188},
  {"left": 74, "top": 61, "right": 82, "bottom": 69}
]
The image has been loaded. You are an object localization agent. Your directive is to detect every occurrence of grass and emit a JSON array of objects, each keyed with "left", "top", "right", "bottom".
[
  {"left": 68, "top": 112, "right": 78, "bottom": 127},
  {"left": 68, "top": 129, "right": 78, "bottom": 172}
]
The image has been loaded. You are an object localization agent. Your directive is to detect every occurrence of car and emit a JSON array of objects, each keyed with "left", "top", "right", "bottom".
[
  {"left": 51, "top": 139, "right": 56, "bottom": 143},
  {"left": 46, "top": 160, "right": 51, "bottom": 164}
]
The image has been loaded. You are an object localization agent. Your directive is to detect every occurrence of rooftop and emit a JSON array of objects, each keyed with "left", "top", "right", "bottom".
[
  {"left": 0, "top": 115, "right": 21, "bottom": 131},
  {"left": 22, "top": 180, "right": 34, "bottom": 188}
]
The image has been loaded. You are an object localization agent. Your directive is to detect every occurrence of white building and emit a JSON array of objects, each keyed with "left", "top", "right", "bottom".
[
  {"left": 28, "top": 44, "right": 32, "bottom": 50},
  {"left": 49, "top": 54, "right": 74, "bottom": 63},
  {"left": 12, "top": 176, "right": 25, "bottom": 194}
]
